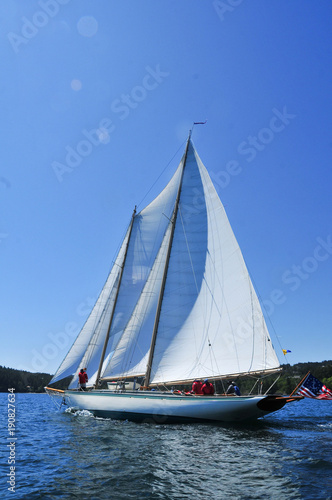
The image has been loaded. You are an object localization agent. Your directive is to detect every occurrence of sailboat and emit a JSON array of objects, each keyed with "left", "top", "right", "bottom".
[{"left": 46, "top": 130, "right": 303, "bottom": 423}]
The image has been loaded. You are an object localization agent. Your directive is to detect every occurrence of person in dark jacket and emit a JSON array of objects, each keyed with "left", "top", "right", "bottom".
[
  {"left": 226, "top": 381, "right": 241, "bottom": 396},
  {"left": 201, "top": 379, "right": 215, "bottom": 395}
]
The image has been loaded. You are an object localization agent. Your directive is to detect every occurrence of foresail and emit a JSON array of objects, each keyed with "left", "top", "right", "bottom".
[
  {"left": 101, "top": 223, "right": 172, "bottom": 379},
  {"left": 51, "top": 138, "right": 281, "bottom": 389},
  {"left": 149, "top": 142, "right": 280, "bottom": 384},
  {"left": 49, "top": 226, "right": 131, "bottom": 386},
  {"left": 100, "top": 159, "right": 183, "bottom": 380}
]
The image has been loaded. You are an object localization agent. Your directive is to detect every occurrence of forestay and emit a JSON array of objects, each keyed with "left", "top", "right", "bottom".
[
  {"left": 149, "top": 143, "right": 280, "bottom": 384},
  {"left": 50, "top": 140, "right": 280, "bottom": 388},
  {"left": 49, "top": 228, "right": 130, "bottom": 387}
]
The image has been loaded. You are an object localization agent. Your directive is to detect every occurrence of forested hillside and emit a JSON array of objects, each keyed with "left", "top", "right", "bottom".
[
  {"left": 236, "top": 360, "right": 332, "bottom": 395},
  {"left": 0, "top": 366, "right": 69, "bottom": 393}
]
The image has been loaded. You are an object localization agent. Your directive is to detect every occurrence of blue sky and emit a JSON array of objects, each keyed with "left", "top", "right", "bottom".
[{"left": 1, "top": 0, "right": 331, "bottom": 375}]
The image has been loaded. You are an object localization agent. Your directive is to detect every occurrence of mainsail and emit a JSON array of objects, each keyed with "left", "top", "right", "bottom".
[
  {"left": 148, "top": 142, "right": 279, "bottom": 384},
  {"left": 50, "top": 138, "right": 280, "bottom": 389}
]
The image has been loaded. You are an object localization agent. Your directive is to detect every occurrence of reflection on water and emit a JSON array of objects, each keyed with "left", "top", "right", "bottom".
[{"left": 1, "top": 394, "right": 331, "bottom": 499}]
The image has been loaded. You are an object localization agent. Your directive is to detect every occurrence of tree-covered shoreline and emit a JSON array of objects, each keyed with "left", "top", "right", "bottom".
[
  {"left": 0, "top": 366, "right": 69, "bottom": 393},
  {"left": 1, "top": 361, "right": 331, "bottom": 394},
  {"left": 229, "top": 360, "right": 332, "bottom": 396}
]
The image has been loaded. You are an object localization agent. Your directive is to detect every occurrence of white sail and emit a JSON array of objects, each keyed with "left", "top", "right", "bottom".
[
  {"left": 100, "top": 160, "right": 183, "bottom": 379},
  {"left": 49, "top": 226, "right": 131, "bottom": 386},
  {"left": 50, "top": 139, "right": 280, "bottom": 388},
  {"left": 102, "top": 223, "right": 172, "bottom": 379},
  {"left": 149, "top": 143, "right": 280, "bottom": 384},
  {"left": 46, "top": 136, "right": 301, "bottom": 426}
]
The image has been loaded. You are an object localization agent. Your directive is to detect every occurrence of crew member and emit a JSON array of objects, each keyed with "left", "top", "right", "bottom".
[
  {"left": 192, "top": 379, "right": 203, "bottom": 395},
  {"left": 201, "top": 379, "right": 215, "bottom": 395},
  {"left": 78, "top": 369, "right": 87, "bottom": 391},
  {"left": 226, "top": 381, "right": 241, "bottom": 396}
]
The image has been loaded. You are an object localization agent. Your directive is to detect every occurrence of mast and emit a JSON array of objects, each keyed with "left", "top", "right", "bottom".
[
  {"left": 144, "top": 131, "right": 192, "bottom": 387},
  {"left": 94, "top": 206, "right": 137, "bottom": 388}
]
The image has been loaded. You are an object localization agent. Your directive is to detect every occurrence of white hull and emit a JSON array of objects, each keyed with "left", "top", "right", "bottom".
[{"left": 64, "top": 390, "right": 299, "bottom": 423}]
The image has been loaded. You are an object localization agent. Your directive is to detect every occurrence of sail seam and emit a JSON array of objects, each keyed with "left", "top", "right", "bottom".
[{"left": 104, "top": 225, "right": 172, "bottom": 379}]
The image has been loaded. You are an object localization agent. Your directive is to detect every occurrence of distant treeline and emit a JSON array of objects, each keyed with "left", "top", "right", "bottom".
[
  {"left": 229, "top": 360, "right": 332, "bottom": 395},
  {"left": 0, "top": 360, "right": 331, "bottom": 394},
  {"left": 0, "top": 366, "right": 70, "bottom": 393}
]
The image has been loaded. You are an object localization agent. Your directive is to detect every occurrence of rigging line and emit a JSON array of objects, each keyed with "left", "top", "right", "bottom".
[
  {"left": 247, "top": 265, "right": 284, "bottom": 359},
  {"left": 247, "top": 276, "right": 255, "bottom": 373},
  {"left": 103, "top": 224, "right": 172, "bottom": 378},
  {"left": 80, "top": 267, "right": 124, "bottom": 370},
  {"left": 114, "top": 325, "right": 143, "bottom": 378},
  {"left": 178, "top": 190, "right": 222, "bottom": 381},
  {"left": 178, "top": 206, "right": 199, "bottom": 295},
  {"left": 178, "top": 197, "right": 211, "bottom": 369},
  {"left": 61, "top": 226, "right": 131, "bottom": 383},
  {"left": 208, "top": 341, "right": 223, "bottom": 381},
  {"left": 69, "top": 216, "right": 134, "bottom": 375},
  {"left": 136, "top": 140, "right": 187, "bottom": 210},
  {"left": 94, "top": 207, "right": 137, "bottom": 388},
  {"left": 144, "top": 133, "right": 191, "bottom": 387},
  {"left": 201, "top": 167, "right": 244, "bottom": 372},
  {"left": 51, "top": 274, "right": 120, "bottom": 381},
  {"left": 116, "top": 289, "right": 157, "bottom": 378},
  {"left": 202, "top": 254, "right": 222, "bottom": 317},
  {"left": 181, "top": 148, "right": 215, "bottom": 349},
  {"left": 104, "top": 216, "right": 133, "bottom": 276}
]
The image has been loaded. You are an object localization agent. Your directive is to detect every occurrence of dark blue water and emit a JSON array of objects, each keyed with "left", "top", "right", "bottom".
[{"left": 0, "top": 393, "right": 331, "bottom": 499}]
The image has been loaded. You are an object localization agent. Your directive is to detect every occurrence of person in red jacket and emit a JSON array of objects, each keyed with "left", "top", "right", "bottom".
[
  {"left": 192, "top": 379, "right": 203, "bottom": 395},
  {"left": 201, "top": 379, "right": 215, "bottom": 395},
  {"left": 78, "top": 369, "right": 87, "bottom": 391},
  {"left": 83, "top": 368, "right": 88, "bottom": 384}
]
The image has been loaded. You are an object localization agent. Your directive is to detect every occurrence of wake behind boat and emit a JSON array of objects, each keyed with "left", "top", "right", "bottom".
[{"left": 46, "top": 129, "right": 303, "bottom": 422}]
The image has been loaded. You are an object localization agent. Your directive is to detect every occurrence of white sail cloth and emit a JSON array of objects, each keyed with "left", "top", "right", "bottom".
[
  {"left": 101, "top": 160, "right": 183, "bottom": 379},
  {"left": 149, "top": 143, "right": 280, "bottom": 383},
  {"left": 102, "top": 142, "right": 279, "bottom": 384},
  {"left": 49, "top": 229, "right": 130, "bottom": 387},
  {"left": 50, "top": 140, "right": 280, "bottom": 387},
  {"left": 50, "top": 158, "right": 183, "bottom": 386}
]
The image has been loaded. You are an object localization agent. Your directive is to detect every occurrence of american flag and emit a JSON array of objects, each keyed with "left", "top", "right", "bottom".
[{"left": 297, "top": 373, "right": 332, "bottom": 400}]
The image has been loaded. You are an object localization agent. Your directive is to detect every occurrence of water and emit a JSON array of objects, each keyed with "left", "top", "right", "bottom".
[{"left": 1, "top": 393, "right": 331, "bottom": 499}]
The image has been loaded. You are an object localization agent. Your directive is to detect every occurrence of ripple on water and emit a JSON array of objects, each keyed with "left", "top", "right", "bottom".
[{"left": 2, "top": 394, "right": 331, "bottom": 499}]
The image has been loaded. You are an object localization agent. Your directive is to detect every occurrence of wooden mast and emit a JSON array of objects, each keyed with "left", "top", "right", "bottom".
[
  {"left": 143, "top": 131, "right": 192, "bottom": 387},
  {"left": 94, "top": 206, "right": 137, "bottom": 388}
]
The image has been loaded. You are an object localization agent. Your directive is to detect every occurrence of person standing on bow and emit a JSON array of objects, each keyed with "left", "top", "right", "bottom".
[
  {"left": 78, "top": 368, "right": 87, "bottom": 391},
  {"left": 83, "top": 368, "right": 88, "bottom": 384},
  {"left": 201, "top": 379, "right": 215, "bottom": 395},
  {"left": 192, "top": 379, "right": 203, "bottom": 395}
]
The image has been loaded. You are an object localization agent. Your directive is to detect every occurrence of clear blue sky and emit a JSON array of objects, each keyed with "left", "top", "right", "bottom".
[{"left": 1, "top": 1, "right": 331, "bottom": 375}]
